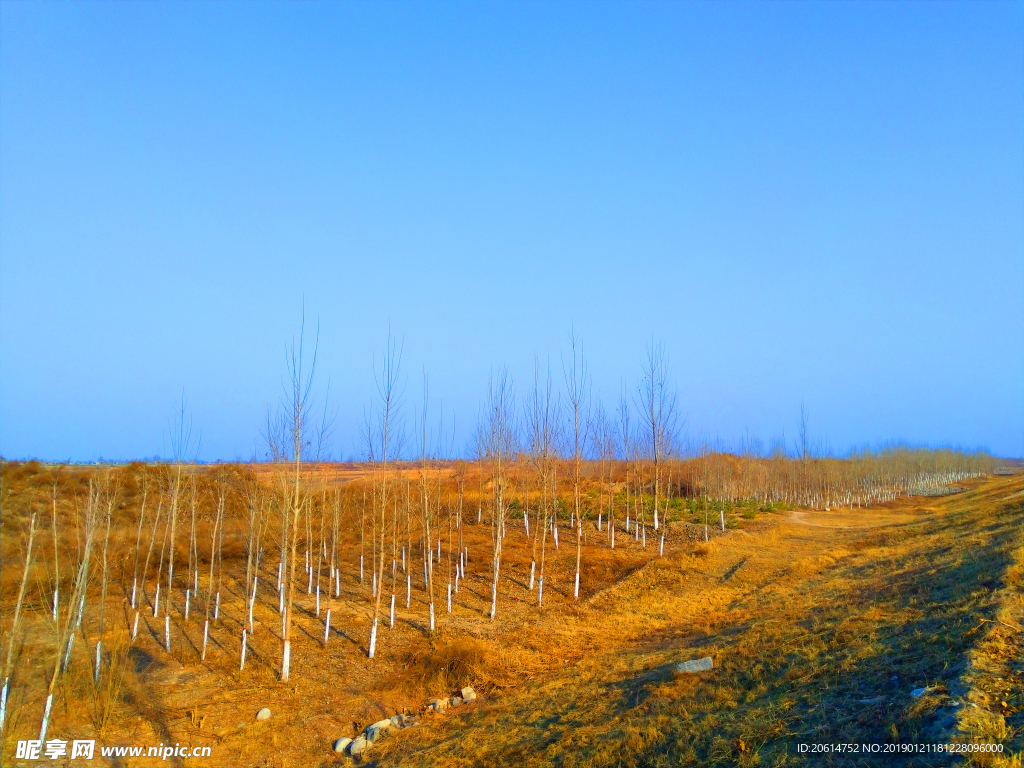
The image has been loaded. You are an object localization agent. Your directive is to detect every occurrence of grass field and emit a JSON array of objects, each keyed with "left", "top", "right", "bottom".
[{"left": 0, "top": 469, "right": 1020, "bottom": 767}]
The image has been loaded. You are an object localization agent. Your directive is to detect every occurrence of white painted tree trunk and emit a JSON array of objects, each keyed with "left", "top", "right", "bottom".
[
  {"left": 132, "top": 611, "right": 139, "bottom": 639},
  {"left": 315, "top": 584, "right": 320, "bottom": 616},
  {"left": 455, "top": 572, "right": 459, "bottom": 593},
  {"left": 489, "top": 582, "right": 497, "bottom": 619},
  {"left": 278, "top": 589, "right": 284, "bottom": 614},
  {"left": 39, "top": 692, "right": 53, "bottom": 744},
  {"left": 248, "top": 579, "right": 256, "bottom": 631},
  {"left": 423, "top": 560, "right": 428, "bottom": 588},
  {"left": 574, "top": 571, "right": 580, "bottom": 599},
  {"left": 406, "top": 573, "right": 411, "bottom": 607},
  {"left": 94, "top": 641, "right": 101, "bottom": 684},
  {"left": 389, "top": 593, "right": 395, "bottom": 628},
  {"left": 164, "top": 615, "right": 170, "bottom": 652},
  {"left": 402, "top": 546, "right": 406, "bottom": 571},
  {"left": 642, "top": 526, "right": 646, "bottom": 548},
  {"left": 131, "top": 578, "right": 137, "bottom": 609},
  {"left": 153, "top": 583, "right": 160, "bottom": 617},
  {"left": 611, "top": 526, "right": 615, "bottom": 548},
  {"left": 307, "top": 567, "right": 312, "bottom": 595},
  {"left": 62, "top": 632, "right": 75, "bottom": 672},
  {"left": 598, "top": 513, "right": 602, "bottom": 531},
  {"left": 368, "top": 619, "right": 378, "bottom": 659},
  {"left": 240, "top": 629, "right": 247, "bottom": 670},
  {"left": 360, "top": 555, "right": 364, "bottom": 583},
  {"left": 185, "top": 589, "right": 190, "bottom": 620},
  {"left": 447, "top": 582, "right": 452, "bottom": 613},
  {"left": 660, "top": 536, "right": 664, "bottom": 556},
  {"left": 720, "top": 510, "right": 725, "bottom": 532},
  {"left": 52, "top": 588, "right": 58, "bottom": 622},
  {"left": 429, "top": 601, "right": 435, "bottom": 631},
  {"left": 0, "top": 677, "right": 8, "bottom": 734},
  {"left": 654, "top": 509, "right": 659, "bottom": 530},
  {"left": 324, "top": 609, "right": 331, "bottom": 644},
  {"left": 202, "top": 620, "right": 209, "bottom": 661},
  {"left": 282, "top": 638, "right": 291, "bottom": 681},
  {"left": 538, "top": 576, "right": 543, "bottom": 607},
  {"left": 529, "top": 560, "right": 535, "bottom": 589},
  {"left": 335, "top": 570, "right": 340, "bottom": 597},
  {"left": 215, "top": 591, "right": 220, "bottom": 620}
]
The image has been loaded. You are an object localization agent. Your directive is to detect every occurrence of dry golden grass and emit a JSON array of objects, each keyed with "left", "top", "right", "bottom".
[{"left": 0, "top": 466, "right": 1020, "bottom": 767}]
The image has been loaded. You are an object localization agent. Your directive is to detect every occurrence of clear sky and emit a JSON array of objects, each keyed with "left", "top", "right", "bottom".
[{"left": 1, "top": 1, "right": 1021, "bottom": 462}]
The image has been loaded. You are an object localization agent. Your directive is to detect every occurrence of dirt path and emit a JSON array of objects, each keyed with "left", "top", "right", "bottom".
[{"left": 787, "top": 506, "right": 920, "bottom": 529}]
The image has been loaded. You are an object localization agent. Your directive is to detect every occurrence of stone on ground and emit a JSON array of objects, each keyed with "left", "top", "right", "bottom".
[
  {"left": 461, "top": 686, "right": 477, "bottom": 702},
  {"left": 675, "top": 657, "right": 714, "bottom": 674},
  {"left": 255, "top": 707, "right": 272, "bottom": 721},
  {"left": 349, "top": 736, "right": 369, "bottom": 756},
  {"left": 332, "top": 737, "right": 352, "bottom": 753}
]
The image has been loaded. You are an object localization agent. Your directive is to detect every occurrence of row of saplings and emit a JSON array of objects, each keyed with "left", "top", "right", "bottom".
[{"left": 253, "top": 685, "right": 478, "bottom": 760}]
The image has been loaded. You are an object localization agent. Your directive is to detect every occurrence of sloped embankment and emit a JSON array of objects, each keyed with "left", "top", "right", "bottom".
[{"left": 372, "top": 475, "right": 1023, "bottom": 767}]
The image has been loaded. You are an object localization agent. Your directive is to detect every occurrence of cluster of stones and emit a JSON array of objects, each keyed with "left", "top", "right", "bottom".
[
  {"left": 332, "top": 686, "right": 477, "bottom": 759},
  {"left": 428, "top": 684, "right": 477, "bottom": 713}
]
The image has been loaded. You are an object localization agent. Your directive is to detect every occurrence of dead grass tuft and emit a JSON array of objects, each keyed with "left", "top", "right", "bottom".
[{"left": 397, "top": 636, "right": 491, "bottom": 696}]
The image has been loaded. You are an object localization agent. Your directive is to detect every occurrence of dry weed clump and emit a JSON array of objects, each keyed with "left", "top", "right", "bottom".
[{"left": 397, "top": 636, "right": 491, "bottom": 696}]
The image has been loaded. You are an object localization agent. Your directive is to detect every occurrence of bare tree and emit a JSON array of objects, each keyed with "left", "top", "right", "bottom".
[
  {"left": 368, "top": 333, "right": 402, "bottom": 658},
  {"left": 40, "top": 479, "right": 100, "bottom": 744},
  {"left": 164, "top": 396, "right": 196, "bottom": 654},
  {"left": 129, "top": 472, "right": 149, "bottom": 610},
  {"left": 484, "top": 368, "right": 515, "bottom": 620},
  {"left": 280, "top": 314, "right": 319, "bottom": 681},
  {"left": 526, "top": 359, "right": 558, "bottom": 606},
  {"left": 0, "top": 510, "right": 37, "bottom": 734},
  {"left": 563, "top": 334, "right": 590, "bottom": 600},
  {"left": 636, "top": 341, "right": 679, "bottom": 532}
]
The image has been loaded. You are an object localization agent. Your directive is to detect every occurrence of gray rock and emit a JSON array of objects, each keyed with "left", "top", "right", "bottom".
[
  {"left": 430, "top": 698, "right": 448, "bottom": 712},
  {"left": 390, "top": 714, "right": 405, "bottom": 728},
  {"left": 675, "top": 657, "right": 714, "bottom": 674},
  {"left": 365, "top": 718, "right": 392, "bottom": 742},
  {"left": 332, "top": 737, "right": 352, "bottom": 753},
  {"left": 450, "top": 696, "right": 463, "bottom": 707},
  {"left": 349, "top": 736, "right": 369, "bottom": 756},
  {"left": 911, "top": 687, "right": 937, "bottom": 698},
  {"left": 461, "top": 686, "right": 477, "bottom": 702},
  {"left": 858, "top": 696, "right": 886, "bottom": 705},
  {"left": 255, "top": 707, "right": 272, "bottom": 721}
]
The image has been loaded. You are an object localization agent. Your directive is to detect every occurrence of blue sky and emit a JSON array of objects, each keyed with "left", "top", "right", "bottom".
[{"left": 1, "top": 1, "right": 1021, "bottom": 461}]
